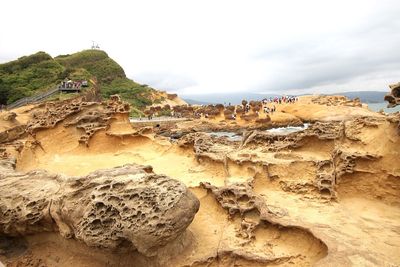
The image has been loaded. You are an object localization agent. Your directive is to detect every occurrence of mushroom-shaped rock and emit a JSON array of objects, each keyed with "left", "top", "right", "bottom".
[{"left": 385, "top": 82, "right": 400, "bottom": 107}]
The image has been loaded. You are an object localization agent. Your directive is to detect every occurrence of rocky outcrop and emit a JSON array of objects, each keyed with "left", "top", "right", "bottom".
[
  {"left": 384, "top": 82, "right": 400, "bottom": 135},
  {"left": 0, "top": 112, "right": 26, "bottom": 143},
  {"left": 311, "top": 95, "right": 362, "bottom": 107},
  {"left": 0, "top": 125, "right": 26, "bottom": 143},
  {"left": 0, "top": 112, "right": 17, "bottom": 122},
  {"left": 314, "top": 149, "right": 380, "bottom": 199},
  {"left": 178, "top": 132, "right": 236, "bottom": 165},
  {"left": 26, "top": 100, "right": 94, "bottom": 135},
  {"left": 344, "top": 116, "right": 381, "bottom": 142},
  {"left": 200, "top": 181, "right": 288, "bottom": 221},
  {"left": 177, "top": 119, "right": 383, "bottom": 201},
  {"left": 240, "top": 121, "right": 344, "bottom": 150},
  {"left": 25, "top": 95, "right": 130, "bottom": 146},
  {"left": 199, "top": 181, "right": 328, "bottom": 262},
  {"left": 387, "top": 113, "right": 400, "bottom": 135},
  {"left": 64, "top": 110, "right": 111, "bottom": 145},
  {"left": 384, "top": 82, "right": 400, "bottom": 108},
  {"left": 332, "top": 149, "right": 380, "bottom": 182},
  {"left": 0, "top": 163, "right": 199, "bottom": 257}
]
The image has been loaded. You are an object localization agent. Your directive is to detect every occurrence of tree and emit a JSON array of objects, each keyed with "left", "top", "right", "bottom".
[
  {"left": 0, "top": 78, "right": 9, "bottom": 105},
  {"left": 7, "top": 87, "right": 31, "bottom": 104}
]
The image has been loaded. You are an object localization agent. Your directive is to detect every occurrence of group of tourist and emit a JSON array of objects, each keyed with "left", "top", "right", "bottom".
[
  {"left": 263, "top": 105, "right": 276, "bottom": 115},
  {"left": 60, "top": 80, "right": 82, "bottom": 89},
  {"left": 262, "top": 96, "right": 299, "bottom": 105},
  {"left": 59, "top": 79, "right": 88, "bottom": 90},
  {"left": 223, "top": 95, "right": 300, "bottom": 118},
  {"left": 140, "top": 95, "right": 300, "bottom": 121}
]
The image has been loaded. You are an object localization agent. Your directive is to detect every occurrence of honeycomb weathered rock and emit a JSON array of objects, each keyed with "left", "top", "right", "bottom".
[
  {"left": 25, "top": 95, "right": 130, "bottom": 146},
  {"left": 0, "top": 163, "right": 200, "bottom": 257},
  {"left": 240, "top": 121, "right": 344, "bottom": 151}
]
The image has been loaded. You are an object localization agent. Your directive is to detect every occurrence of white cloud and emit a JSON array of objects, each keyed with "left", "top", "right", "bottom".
[{"left": 1, "top": 0, "right": 399, "bottom": 95}]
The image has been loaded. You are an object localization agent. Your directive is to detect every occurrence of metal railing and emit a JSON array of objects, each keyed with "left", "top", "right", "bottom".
[{"left": 6, "top": 87, "right": 60, "bottom": 110}]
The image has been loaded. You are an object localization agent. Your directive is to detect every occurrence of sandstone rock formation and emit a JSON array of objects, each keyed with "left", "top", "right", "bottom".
[
  {"left": 200, "top": 181, "right": 288, "bottom": 220},
  {"left": 240, "top": 121, "right": 343, "bottom": 150},
  {"left": 384, "top": 82, "right": 400, "bottom": 107},
  {"left": 311, "top": 95, "right": 362, "bottom": 107},
  {"left": 188, "top": 181, "right": 328, "bottom": 266},
  {"left": 384, "top": 82, "right": 400, "bottom": 135},
  {"left": 25, "top": 95, "right": 130, "bottom": 146},
  {"left": 0, "top": 125, "right": 25, "bottom": 143},
  {"left": 0, "top": 112, "right": 17, "bottom": 122},
  {"left": 0, "top": 112, "right": 26, "bottom": 143},
  {"left": 1, "top": 94, "right": 400, "bottom": 266},
  {"left": 0, "top": 163, "right": 200, "bottom": 257}
]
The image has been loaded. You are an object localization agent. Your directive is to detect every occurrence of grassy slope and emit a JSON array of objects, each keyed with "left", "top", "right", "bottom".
[
  {"left": 0, "top": 52, "right": 63, "bottom": 104},
  {"left": 0, "top": 50, "right": 162, "bottom": 116}
]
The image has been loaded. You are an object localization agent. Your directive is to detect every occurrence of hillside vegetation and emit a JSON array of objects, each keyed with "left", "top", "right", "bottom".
[{"left": 0, "top": 50, "right": 164, "bottom": 115}]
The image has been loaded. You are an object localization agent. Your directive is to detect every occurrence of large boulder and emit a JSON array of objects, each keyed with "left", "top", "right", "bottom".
[{"left": 0, "top": 163, "right": 199, "bottom": 257}]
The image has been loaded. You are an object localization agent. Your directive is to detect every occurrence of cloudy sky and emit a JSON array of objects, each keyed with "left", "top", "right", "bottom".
[{"left": 1, "top": 0, "right": 399, "bottom": 95}]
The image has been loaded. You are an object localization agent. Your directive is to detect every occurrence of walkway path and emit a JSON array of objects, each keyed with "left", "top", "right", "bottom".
[{"left": 129, "top": 117, "right": 189, "bottom": 123}]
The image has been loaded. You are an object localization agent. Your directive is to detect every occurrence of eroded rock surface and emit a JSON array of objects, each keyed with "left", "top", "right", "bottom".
[
  {"left": 25, "top": 95, "right": 130, "bottom": 146},
  {"left": 384, "top": 82, "right": 400, "bottom": 135},
  {"left": 384, "top": 82, "right": 400, "bottom": 108},
  {"left": 311, "top": 95, "right": 362, "bottom": 107},
  {"left": 200, "top": 181, "right": 288, "bottom": 221},
  {"left": 0, "top": 125, "right": 26, "bottom": 143},
  {"left": 0, "top": 163, "right": 199, "bottom": 257},
  {"left": 2, "top": 93, "right": 400, "bottom": 266},
  {"left": 240, "top": 121, "right": 343, "bottom": 151},
  {"left": 193, "top": 182, "right": 328, "bottom": 266}
]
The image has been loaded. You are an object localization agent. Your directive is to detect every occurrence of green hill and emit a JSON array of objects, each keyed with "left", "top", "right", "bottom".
[{"left": 0, "top": 49, "right": 163, "bottom": 115}]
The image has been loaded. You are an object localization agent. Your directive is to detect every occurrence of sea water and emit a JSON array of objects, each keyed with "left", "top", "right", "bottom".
[
  {"left": 208, "top": 123, "right": 310, "bottom": 140},
  {"left": 208, "top": 131, "right": 242, "bottom": 141},
  {"left": 266, "top": 123, "right": 310, "bottom": 135},
  {"left": 367, "top": 102, "right": 400, "bottom": 113}
]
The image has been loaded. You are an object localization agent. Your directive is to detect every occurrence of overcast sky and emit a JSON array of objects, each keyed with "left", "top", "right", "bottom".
[{"left": 1, "top": 0, "right": 399, "bottom": 95}]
